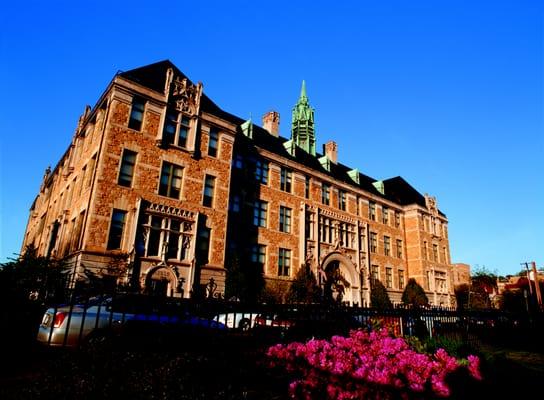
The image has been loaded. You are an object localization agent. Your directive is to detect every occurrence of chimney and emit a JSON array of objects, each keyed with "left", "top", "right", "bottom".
[
  {"left": 323, "top": 140, "right": 338, "bottom": 164},
  {"left": 262, "top": 111, "right": 280, "bottom": 137}
]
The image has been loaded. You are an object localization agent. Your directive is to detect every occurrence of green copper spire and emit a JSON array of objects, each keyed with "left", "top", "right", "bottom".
[{"left": 291, "top": 80, "right": 316, "bottom": 156}]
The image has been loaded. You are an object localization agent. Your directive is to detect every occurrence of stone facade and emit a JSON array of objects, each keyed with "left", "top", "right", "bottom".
[{"left": 22, "top": 60, "right": 469, "bottom": 305}]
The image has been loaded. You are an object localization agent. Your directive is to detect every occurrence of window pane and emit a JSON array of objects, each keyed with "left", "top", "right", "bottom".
[
  {"left": 128, "top": 98, "right": 145, "bottom": 131},
  {"left": 118, "top": 150, "right": 137, "bottom": 187},
  {"left": 203, "top": 175, "right": 215, "bottom": 207},
  {"left": 208, "top": 129, "right": 218, "bottom": 157},
  {"left": 107, "top": 209, "right": 126, "bottom": 249}
]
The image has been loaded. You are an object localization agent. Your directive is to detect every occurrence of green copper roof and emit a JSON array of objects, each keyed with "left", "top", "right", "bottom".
[{"left": 291, "top": 80, "right": 316, "bottom": 156}]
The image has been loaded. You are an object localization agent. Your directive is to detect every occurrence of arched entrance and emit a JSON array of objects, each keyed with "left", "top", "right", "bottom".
[
  {"left": 321, "top": 252, "right": 360, "bottom": 305},
  {"left": 144, "top": 265, "right": 178, "bottom": 297}
]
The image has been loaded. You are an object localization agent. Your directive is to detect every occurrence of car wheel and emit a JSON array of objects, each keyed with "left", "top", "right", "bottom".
[{"left": 239, "top": 318, "right": 251, "bottom": 332}]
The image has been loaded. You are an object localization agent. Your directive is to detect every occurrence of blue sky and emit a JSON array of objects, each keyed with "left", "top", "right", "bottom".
[{"left": 1, "top": 1, "right": 542, "bottom": 276}]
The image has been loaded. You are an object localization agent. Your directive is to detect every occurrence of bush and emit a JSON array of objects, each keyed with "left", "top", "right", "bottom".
[
  {"left": 402, "top": 278, "right": 429, "bottom": 308},
  {"left": 268, "top": 329, "right": 482, "bottom": 399}
]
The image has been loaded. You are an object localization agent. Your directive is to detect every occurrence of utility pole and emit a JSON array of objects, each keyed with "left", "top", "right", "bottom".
[
  {"left": 521, "top": 262, "right": 533, "bottom": 296},
  {"left": 531, "top": 261, "right": 542, "bottom": 308}
]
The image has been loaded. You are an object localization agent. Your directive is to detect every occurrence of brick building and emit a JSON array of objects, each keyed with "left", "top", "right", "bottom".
[{"left": 22, "top": 60, "right": 464, "bottom": 305}]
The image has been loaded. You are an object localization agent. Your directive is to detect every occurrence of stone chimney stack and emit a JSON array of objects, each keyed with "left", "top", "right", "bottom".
[
  {"left": 323, "top": 140, "right": 338, "bottom": 164},
  {"left": 262, "top": 111, "right": 280, "bottom": 137}
]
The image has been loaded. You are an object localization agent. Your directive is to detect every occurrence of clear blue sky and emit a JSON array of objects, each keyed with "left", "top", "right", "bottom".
[{"left": 1, "top": 1, "right": 542, "bottom": 276}]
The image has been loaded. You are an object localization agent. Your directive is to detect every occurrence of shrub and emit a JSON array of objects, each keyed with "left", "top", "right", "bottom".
[
  {"left": 267, "top": 328, "right": 482, "bottom": 399},
  {"left": 402, "top": 278, "right": 429, "bottom": 308}
]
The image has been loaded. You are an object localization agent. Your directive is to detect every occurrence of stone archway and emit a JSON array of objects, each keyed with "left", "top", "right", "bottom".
[
  {"left": 144, "top": 265, "right": 178, "bottom": 297},
  {"left": 321, "top": 252, "right": 361, "bottom": 305}
]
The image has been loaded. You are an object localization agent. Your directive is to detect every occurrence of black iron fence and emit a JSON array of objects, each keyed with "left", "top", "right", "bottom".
[{"left": 33, "top": 291, "right": 544, "bottom": 350}]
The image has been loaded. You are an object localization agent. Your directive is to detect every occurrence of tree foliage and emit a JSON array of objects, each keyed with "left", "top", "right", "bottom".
[
  {"left": 224, "top": 253, "right": 265, "bottom": 303},
  {"left": 370, "top": 279, "right": 392, "bottom": 310},
  {"left": 287, "top": 264, "right": 321, "bottom": 304},
  {"left": 401, "top": 278, "right": 429, "bottom": 308},
  {"left": 0, "top": 245, "right": 68, "bottom": 304}
]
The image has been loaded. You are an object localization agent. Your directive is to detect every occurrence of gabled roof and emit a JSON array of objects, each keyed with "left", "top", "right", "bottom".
[{"left": 119, "top": 60, "right": 438, "bottom": 213}]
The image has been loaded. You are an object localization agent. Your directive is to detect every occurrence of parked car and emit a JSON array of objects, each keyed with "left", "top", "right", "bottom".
[
  {"left": 254, "top": 312, "right": 295, "bottom": 330},
  {"left": 213, "top": 311, "right": 258, "bottom": 331},
  {"left": 37, "top": 295, "right": 226, "bottom": 347}
]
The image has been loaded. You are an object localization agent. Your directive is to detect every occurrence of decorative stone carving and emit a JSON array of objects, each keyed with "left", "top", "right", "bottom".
[{"left": 171, "top": 77, "right": 202, "bottom": 116}]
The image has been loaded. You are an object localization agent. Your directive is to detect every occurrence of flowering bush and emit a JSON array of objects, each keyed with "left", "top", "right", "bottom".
[{"left": 267, "top": 329, "right": 482, "bottom": 399}]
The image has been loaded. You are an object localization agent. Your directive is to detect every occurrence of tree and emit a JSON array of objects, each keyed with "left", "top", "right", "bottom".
[
  {"left": 401, "top": 278, "right": 429, "bottom": 308},
  {"left": 370, "top": 279, "right": 392, "bottom": 310},
  {"left": 287, "top": 263, "right": 321, "bottom": 304},
  {"left": 224, "top": 253, "right": 265, "bottom": 303},
  {"left": 0, "top": 245, "right": 68, "bottom": 304},
  {"left": 454, "top": 284, "right": 470, "bottom": 310}
]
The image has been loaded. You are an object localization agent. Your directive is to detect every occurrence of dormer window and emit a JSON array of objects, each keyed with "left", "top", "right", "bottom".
[{"left": 163, "top": 111, "right": 190, "bottom": 148}]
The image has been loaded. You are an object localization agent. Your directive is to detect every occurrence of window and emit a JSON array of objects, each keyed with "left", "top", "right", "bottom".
[
  {"left": 254, "top": 159, "right": 269, "bottom": 184},
  {"left": 433, "top": 244, "right": 439, "bottom": 262},
  {"left": 305, "top": 176, "right": 310, "bottom": 198},
  {"left": 143, "top": 215, "right": 191, "bottom": 260},
  {"left": 250, "top": 244, "right": 266, "bottom": 270},
  {"left": 128, "top": 97, "right": 145, "bottom": 131},
  {"left": 86, "top": 154, "right": 96, "bottom": 189},
  {"left": 395, "top": 211, "right": 401, "bottom": 228},
  {"left": 208, "top": 128, "right": 219, "bottom": 157},
  {"left": 230, "top": 195, "right": 241, "bottom": 212},
  {"left": 386, "top": 267, "right": 392, "bottom": 288},
  {"left": 423, "top": 241, "right": 428, "bottom": 260},
  {"left": 279, "top": 206, "right": 292, "bottom": 233},
  {"left": 159, "top": 162, "right": 183, "bottom": 199},
  {"left": 146, "top": 216, "right": 162, "bottom": 256},
  {"left": 359, "top": 230, "right": 366, "bottom": 252},
  {"left": 384, "top": 236, "right": 390, "bottom": 256},
  {"left": 396, "top": 239, "right": 403, "bottom": 258},
  {"left": 163, "top": 111, "right": 190, "bottom": 148},
  {"left": 278, "top": 248, "right": 291, "bottom": 277},
  {"left": 253, "top": 200, "right": 268, "bottom": 227},
  {"left": 442, "top": 246, "right": 448, "bottom": 264},
  {"left": 118, "top": 149, "right": 137, "bottom": 187},
  {"left": 107, "top": 209, "right": 127, "bottom": 249},
  {"left": 371, "top": 264, "right": 379, "bottom": 285},
  {"left": 233, "top": 154, "right": 243, "bottom": 169},
  {"left": 369, "top": 201, "right": 376, "bottom": 221},
  {"left": 203, "top": 175, "right": 215, "bottom": 207},
  {"left": 339, "top": 190, "right": 346, "bottom": 211},
  {"left": 280, "top": 167, "right": 292, "bottom": 192},
  {"left": 321, "top": 183, "right": 330, "bottom": 205},
  {"left": 196, "top": 226, "right": 211, "bottom": 263},
  {"left": 382, "top": 206, "right": 389, "bottom": 225},
  {"left": 370, "top": 232, "right": 377, "bottom": 253},
  {"left": 398, "top": 270, "right": 405, "bottom": 289},
  {"left": 356, "top": 196, "right": 361, "bottom": 216}
]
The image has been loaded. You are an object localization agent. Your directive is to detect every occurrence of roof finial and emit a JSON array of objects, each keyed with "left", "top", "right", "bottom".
[{"left": 300, "top": 80, "right": 307, "bottom": 101}]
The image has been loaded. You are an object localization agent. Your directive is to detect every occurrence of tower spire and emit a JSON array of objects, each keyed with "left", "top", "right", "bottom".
[{"left": 291, "top": 80, "right": 316, "bottom": 156}]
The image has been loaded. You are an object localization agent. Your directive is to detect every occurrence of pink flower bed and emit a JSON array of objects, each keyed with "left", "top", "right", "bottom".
[{"left": 267, "top": 329, "right": 482, "bottom": 399}]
